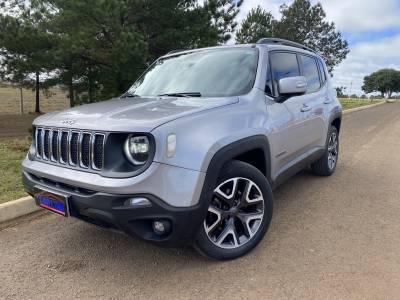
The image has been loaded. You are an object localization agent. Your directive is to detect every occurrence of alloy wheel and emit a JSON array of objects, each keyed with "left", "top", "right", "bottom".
[
  {"left": 204, "top": 177, "right": 265, "bottom": 249},
  {"left": 327, "top": 132, "right": 338, "bottom": 170}
]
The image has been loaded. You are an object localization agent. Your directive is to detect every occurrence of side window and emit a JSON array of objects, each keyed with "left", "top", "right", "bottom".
[
  {"left": 269, "top": 52, "right": 300, "bottom": 95},
  {"left": 299, "top": 55, "right": 321, "bottom": 93}
]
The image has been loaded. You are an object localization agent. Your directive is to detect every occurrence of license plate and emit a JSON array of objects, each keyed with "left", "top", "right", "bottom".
[{"left": 35, "top": 190, "right": 69, "bottom": 217}]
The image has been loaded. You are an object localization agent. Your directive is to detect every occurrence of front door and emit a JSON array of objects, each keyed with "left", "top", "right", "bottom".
[{"left": 267, "top": 51, "right": 320, "bottom": 178}]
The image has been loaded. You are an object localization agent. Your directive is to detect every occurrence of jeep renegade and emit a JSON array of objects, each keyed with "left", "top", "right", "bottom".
[{"left": 22, "top": 38, "right": 342, "bottom": 260}]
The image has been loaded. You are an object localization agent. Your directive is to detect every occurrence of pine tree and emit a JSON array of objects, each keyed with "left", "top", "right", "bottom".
[
  {"left": 1, "top": 0, "right": 242, "bottom": 105},
  {"left": 236, "top": 6, "right": 275, "bottom": 44},
  {"left": 0, "top": 9, "right": 55, "bottom": 113},
  {"left": 235, "top": 0, "right": 349, "bottom": 73}
]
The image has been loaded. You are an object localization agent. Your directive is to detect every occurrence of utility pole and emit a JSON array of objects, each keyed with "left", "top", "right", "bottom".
[
  {"left": 349, "top": 81, "right": 353, "bottom": 98},
  {"left": 19, "top": 86, "right": 24, "bottom": 115}
]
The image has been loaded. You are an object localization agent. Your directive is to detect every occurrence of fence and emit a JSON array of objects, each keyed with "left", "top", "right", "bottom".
[{"left": 0, "top": 86, "right": 70, "bottom": 115}]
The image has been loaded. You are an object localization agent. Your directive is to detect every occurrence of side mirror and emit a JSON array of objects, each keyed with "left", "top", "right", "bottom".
[{"left": 278, "top": 76, "right": 307, "bottom": 96}]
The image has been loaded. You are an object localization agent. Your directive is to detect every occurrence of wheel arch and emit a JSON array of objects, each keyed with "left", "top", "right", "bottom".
[
  {"left": 206, "top": 135, "right": 271, "bottom": 182},
  {"left": 197, "top": 135, "right": 272, "bottom": 211},
  {"left": 329, "top": 111, "right": 342, "bottom": 133}
]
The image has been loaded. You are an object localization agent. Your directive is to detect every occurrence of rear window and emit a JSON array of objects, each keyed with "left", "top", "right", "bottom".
[{"left": 299, "top": 55, "right": 320, "bottom": 93}]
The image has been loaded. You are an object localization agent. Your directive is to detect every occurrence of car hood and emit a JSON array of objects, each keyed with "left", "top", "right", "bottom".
[{"left": 33, "top": 96, "right": 239, "bottom": 132}]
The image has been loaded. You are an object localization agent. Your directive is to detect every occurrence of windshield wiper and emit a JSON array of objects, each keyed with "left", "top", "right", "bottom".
[
  {"left": 157, "top": 92, "right": 202, "bottom": 97},
  {"left": 120, "top": 91, "right": 140, "bottom": 98}
]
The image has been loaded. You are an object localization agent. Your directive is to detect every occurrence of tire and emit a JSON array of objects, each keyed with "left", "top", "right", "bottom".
[
  {"left": 311, "top": 125, "right": 339, "bottom": 176},
  {"left": 194, "top": 160, "right": 273, "bottom": 261}
]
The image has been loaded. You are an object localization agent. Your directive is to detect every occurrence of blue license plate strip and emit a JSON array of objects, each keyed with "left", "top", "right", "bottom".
[{"left": 35, "top": 191, "right": 69, "bottom": 217}]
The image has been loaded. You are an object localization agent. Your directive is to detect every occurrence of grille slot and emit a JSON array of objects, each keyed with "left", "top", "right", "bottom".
[
  {"left": 60, "top": 131, "right": 69, "bottom": 163},
  {"left": 34, "top": 127, "right": 105, "bottom": 171},
  {"left": 80, "top": 133, "right": 91, "bottom": 168},
  {"left": 43, "top": 129, "right": 50, "bottom": 159},
  {"left": 36, "top": 128, "right": 43, "bottom": 157},
  {"left": 51, "top": 130, "right": 59, "bottom": 161},
  {"left": 70, "top": 132, "right": 79, "bottom": 165},
  {"left": 92, "top": 134, "right": 105, "bottom": 169}
]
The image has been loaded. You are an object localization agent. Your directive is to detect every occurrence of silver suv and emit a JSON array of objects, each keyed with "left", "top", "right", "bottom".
[{"left": 22, "top": 38, "right": 342, "bottom": 260}]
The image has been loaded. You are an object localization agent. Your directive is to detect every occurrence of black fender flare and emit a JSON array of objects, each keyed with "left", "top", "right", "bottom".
[
  {"left": 329, "top": 110, "right": 342, "bottom": 132},
  {"left": 203, "top": 135, "right": 272, "bottom": 184}
]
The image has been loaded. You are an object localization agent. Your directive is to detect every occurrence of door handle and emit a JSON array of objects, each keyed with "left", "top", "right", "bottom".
[
  {"left": 300, "top": 104, "right": 311, "bottom": 112},
  {"left": 324, "top": 97, "right": 332, "bottom": 104}
]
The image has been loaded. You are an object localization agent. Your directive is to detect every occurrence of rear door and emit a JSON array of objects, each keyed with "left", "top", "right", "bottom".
[
  {"left": 297, "top": 54, "right": 326, "bottom": 151},
  {"left": 266, "top": 51, "right": 313, "bottom": 178}
]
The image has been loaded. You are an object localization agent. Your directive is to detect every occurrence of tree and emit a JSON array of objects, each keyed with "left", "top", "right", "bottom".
[
  {"left": 204, "top": 0, "right": 242, "bottom": 44},
  {"left": 362, "top": 69, "right": 400, "bottom": 98},
  {"left": 0, "top": 10, "right": 55, "bottom": 113},
  {"left": 236, "top": 6, "right": 275, "bottom": 44},
  {"left": 235, "top": 0, "right": 349, "bottom": 73},
  {"left": 1, "top": 0, "right": 242, "bottom": 105},
  {"left": 30, "top": 0, "right": 149, "bottom": 102},
  {"left": 134, "top": 0, "right": 241, "bottom": 61},
  {"left": 335, "top": 86, "right": 346, "bottom": 98},
  {"left": 32, "top": 0, "right": 241, "bottom": 101}
]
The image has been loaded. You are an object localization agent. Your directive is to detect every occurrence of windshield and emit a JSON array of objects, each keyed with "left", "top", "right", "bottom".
[{"left": 126, "top": 48, "right": 258, "bottom": 98}]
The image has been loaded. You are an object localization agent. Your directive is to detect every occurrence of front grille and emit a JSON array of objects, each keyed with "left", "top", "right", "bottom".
[{"left": 34, "top": 127, "right": 105, "bottom": 171}]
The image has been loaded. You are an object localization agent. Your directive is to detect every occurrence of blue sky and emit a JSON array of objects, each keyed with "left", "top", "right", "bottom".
[{"left": 236, "top": 0, "right": 400, "bottom": 95}]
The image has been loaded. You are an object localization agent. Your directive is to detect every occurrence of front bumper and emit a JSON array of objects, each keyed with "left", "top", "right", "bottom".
[
  {"left": 23, "top": 171, "right": 207, "bottom": 247},
  {"left": 22, "top": 158, "right": 206, "bottom": 207}
]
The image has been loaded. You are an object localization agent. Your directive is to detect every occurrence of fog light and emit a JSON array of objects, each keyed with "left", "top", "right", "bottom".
[
  {"left": 125, "top": 197, "right": 151, "bottom": 208},
  {"left": 152, "top": 220, "right": 171, "bottom": 235}
]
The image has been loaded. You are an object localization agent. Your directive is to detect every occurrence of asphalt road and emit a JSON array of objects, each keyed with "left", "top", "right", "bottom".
[{"left": 1, "top": 102, "right": 400, "bottom": 299}]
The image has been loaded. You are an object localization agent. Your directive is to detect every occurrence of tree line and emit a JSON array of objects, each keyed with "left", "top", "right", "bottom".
[
  {"left": 362, "top": 69, "right": 400, "bottom": 98},
  {"left": 0, "top": 0, "right": 242, "bottom": 112},
  {"left": 0, "top": 0, "right": 349, "bottom": 113},
  {"left": 336, "top": 69, "right": 400, "bottom": 99}
]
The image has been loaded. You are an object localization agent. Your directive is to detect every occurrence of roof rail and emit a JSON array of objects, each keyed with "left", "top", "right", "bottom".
[
  {"left": 257, "top": 38, "right": 316, "bottom": 53},
  {"left": 167, "top": 49, "right": 186, "bottom": 55}
]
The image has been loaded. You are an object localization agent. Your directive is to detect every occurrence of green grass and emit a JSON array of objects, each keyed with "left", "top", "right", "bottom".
[
  {"left": 339, "top": 98, "right": 383, "bottom": 110},
  {"left": 0, "top": 137, "right": 31, "bottom": 204}
]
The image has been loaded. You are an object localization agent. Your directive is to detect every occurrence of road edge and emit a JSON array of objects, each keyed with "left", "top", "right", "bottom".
[
  {"left": 343, "top": 101, "right": 386, "bottom": 115},
  {"left": 0, "top": 100, "right": 389, "bottom": 224},
  {"left": 0, "top": 196, "right": 40, "bottom": 224}
]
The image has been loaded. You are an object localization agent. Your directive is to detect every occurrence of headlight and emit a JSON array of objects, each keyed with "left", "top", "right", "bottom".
[{"left": 124, "top": 135, "right": 150, "bottom": 165}]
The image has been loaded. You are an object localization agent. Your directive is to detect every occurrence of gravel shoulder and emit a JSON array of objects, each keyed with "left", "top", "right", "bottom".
[{"left": 1, "top": 102, "right": 400, "bottom": 299}]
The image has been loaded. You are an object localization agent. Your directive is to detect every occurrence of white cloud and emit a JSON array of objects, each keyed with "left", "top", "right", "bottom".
[
  {"left": 237, "top": 0, "right": 400, "bottom": 33},
  {"left": 332, "top": 34, "right": 400, "bottom": 95},
  {"left": 235, "top": 0, "right": 400, "bottom": 95},
  {"left": 320, "top": 0, "right": 400, "bottom": 32}
]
